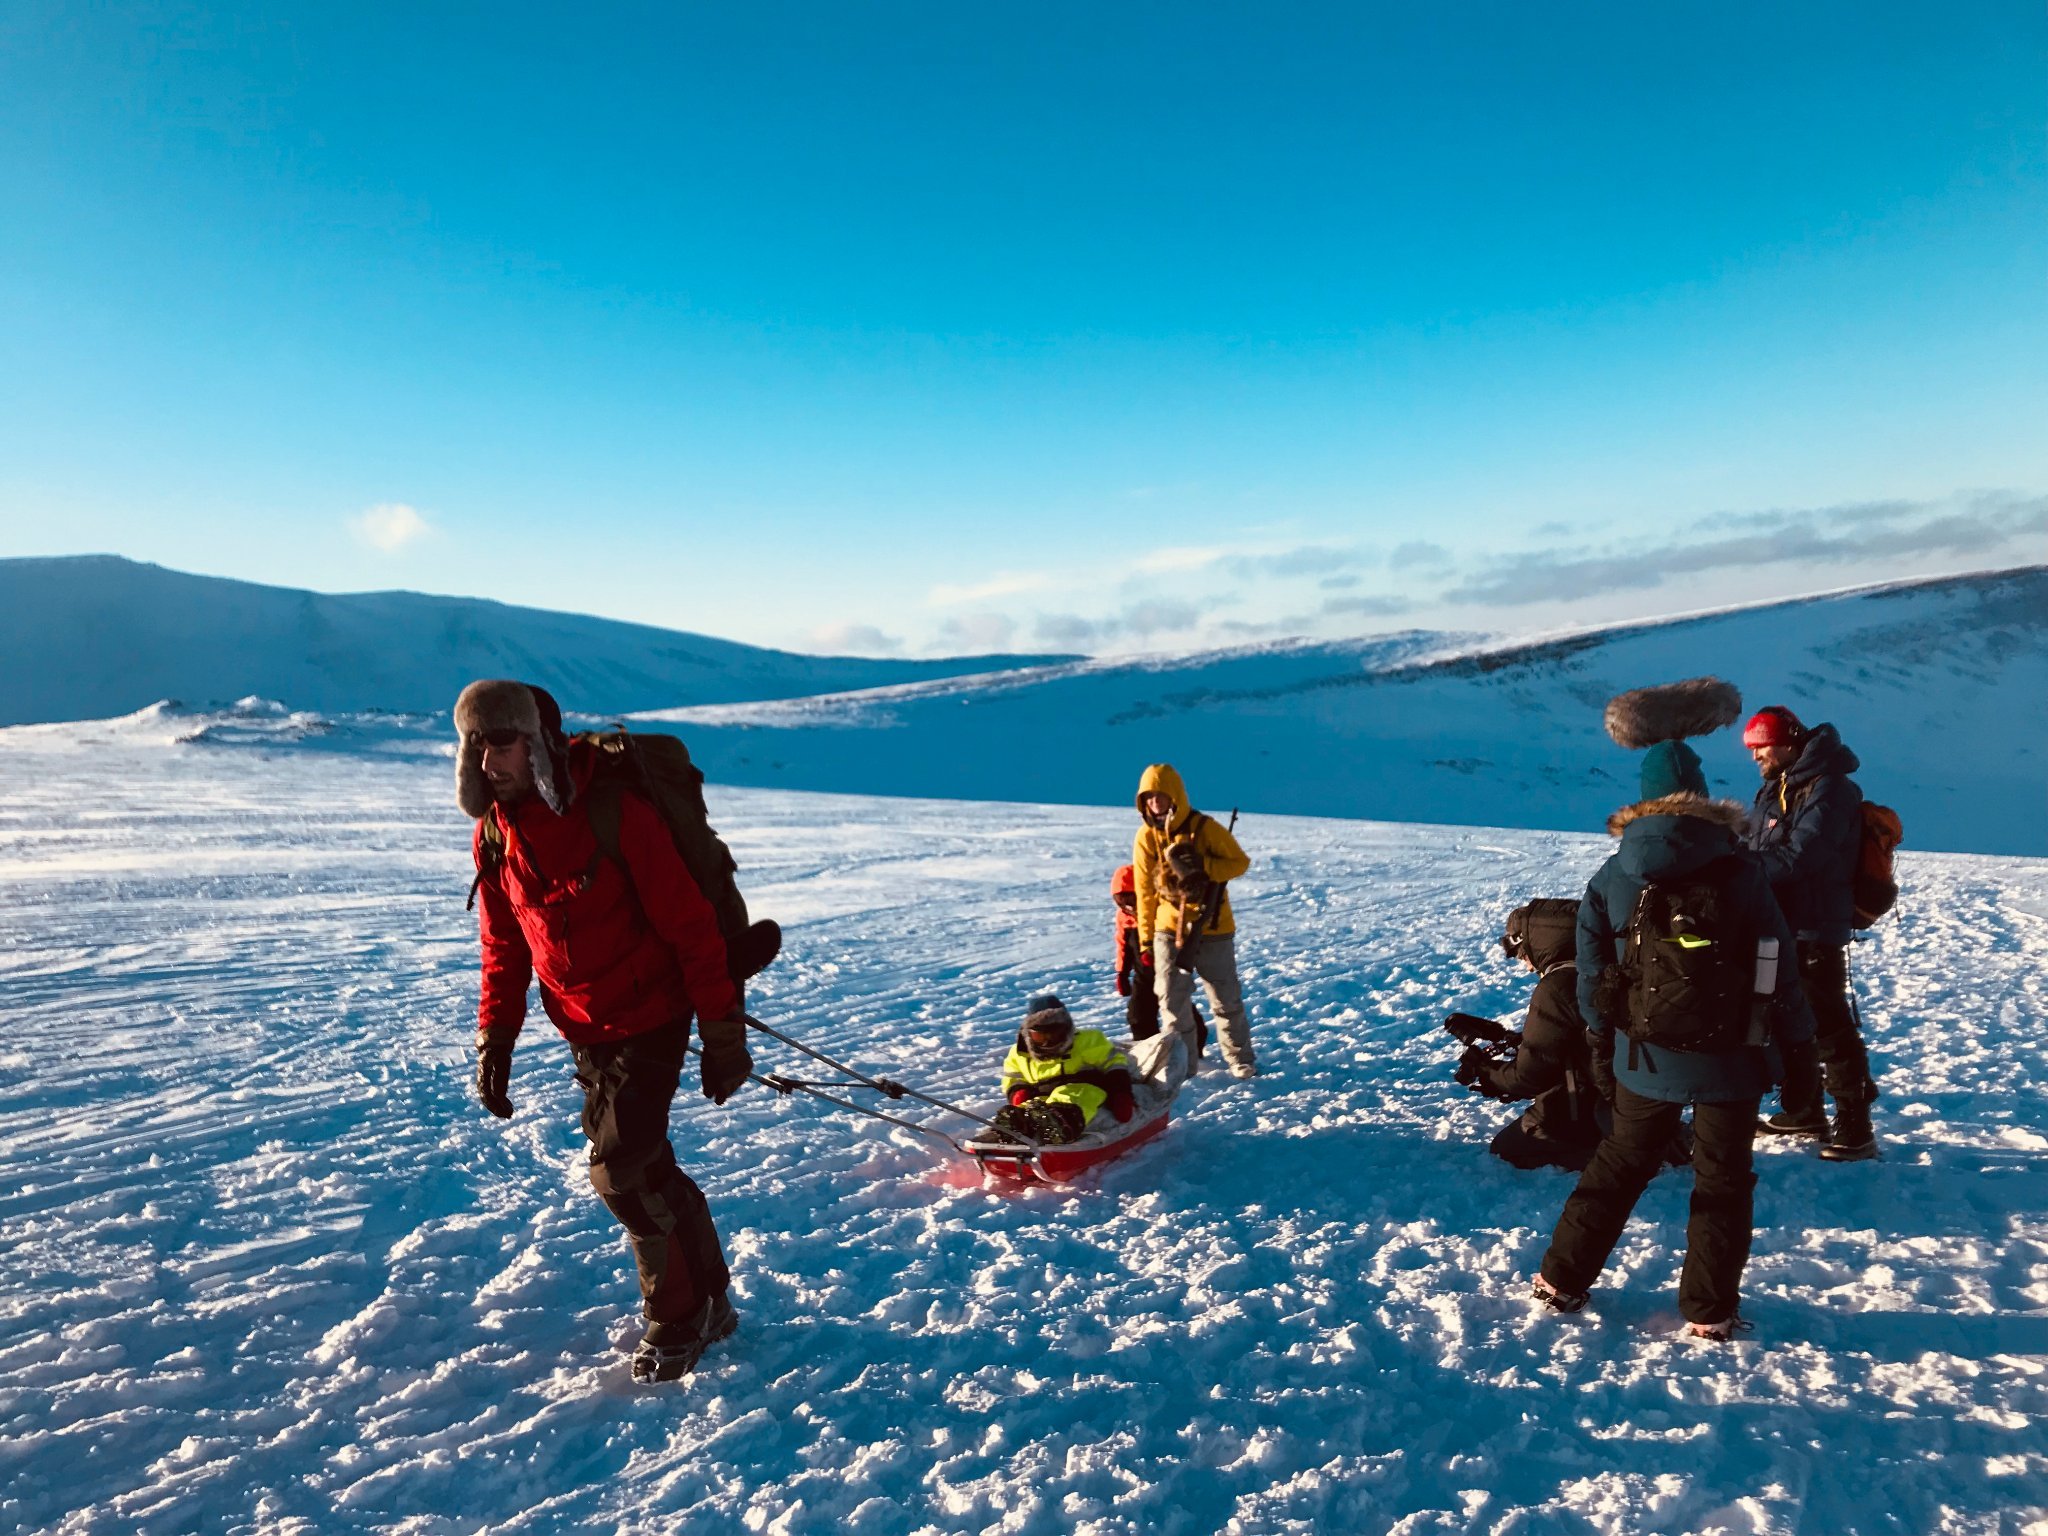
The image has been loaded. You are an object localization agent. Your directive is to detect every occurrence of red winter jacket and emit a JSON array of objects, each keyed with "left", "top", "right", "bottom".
[{"left": 474, "top": 745, "right": 738, "bottom": 1044}]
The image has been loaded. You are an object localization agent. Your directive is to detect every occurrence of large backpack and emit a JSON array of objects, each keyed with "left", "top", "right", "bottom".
[
  {"left": 472, "top": 729, "right": 777, "bottom": 990},
  {"left": 1851, "top": 802, "right": 1904, "bottom": 929},
  {"left": 1600, "top": 858, "right": 1753, "bottom": 1055}
]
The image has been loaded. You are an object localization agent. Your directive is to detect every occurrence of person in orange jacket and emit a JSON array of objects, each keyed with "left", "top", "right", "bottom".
[{"left": 1132, "top": 763, "right": 1257, "bottom": 1078}]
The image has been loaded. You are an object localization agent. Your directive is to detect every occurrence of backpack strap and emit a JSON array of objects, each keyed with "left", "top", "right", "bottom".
[
  {"left": 466, "top": 813, "right": 507, "bottom": 912},
  {"left": 582, "top": 775, "right": 625, "bottom": 874}
]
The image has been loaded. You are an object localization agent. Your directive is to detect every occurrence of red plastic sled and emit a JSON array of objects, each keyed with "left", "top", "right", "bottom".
[{"left": 967, "top": 1099, "right": 1172, "bottom": 1185}]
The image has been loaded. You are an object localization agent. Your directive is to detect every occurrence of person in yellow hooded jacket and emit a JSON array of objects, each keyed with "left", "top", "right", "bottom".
[
  {"left": 1133, "top": 763, "right": 1258, "bottom": 1078},
  {"left": 993, "top": 995, "right": 1136, "bottom": 1145}
]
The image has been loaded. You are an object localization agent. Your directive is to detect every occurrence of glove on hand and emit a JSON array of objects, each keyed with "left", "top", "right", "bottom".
[
  {"left": 1105, "top": 1075, "right": 1137, "bottom": 1123},
  {"left": 1454, "top": 1045, "right": 1494, "bottom": 1094},
  {"left": 1115, "top": 965, "right": 1134, "bottom": 998},
  {"left": 1008, "top": 1085, "right": 1033, "bottom": 1107},
  {"left": 476, "top": 1030, "right": 516, "bottom": 1120},
  {"left": 1165, "top": 841, "right": 1207, "bottom": 885},
  {"left": 698, "top": 1014, "right": 754, "bottom": 1105}
]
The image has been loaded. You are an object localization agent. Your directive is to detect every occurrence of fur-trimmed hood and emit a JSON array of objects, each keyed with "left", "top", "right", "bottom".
[
  {"left": 453, "top": 678, "right": 574, "bottom": 819},
  {"left": 1607, "top": 793, "right": 1750, "bottom": 886},
  {"left": 1605, "top": 792, "right": 1750, "bottom": 837}
]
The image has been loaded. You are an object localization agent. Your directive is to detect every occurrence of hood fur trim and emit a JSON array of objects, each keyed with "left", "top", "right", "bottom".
[
  {"left": 1606, "top": 793, "right": 1750, "bottom": 837},
  {"left": 1604, "top": 676, "right": 1743, "bottom": 749},
  {"left": 453, "top": 679, "right": 570, "bottom": 819}
]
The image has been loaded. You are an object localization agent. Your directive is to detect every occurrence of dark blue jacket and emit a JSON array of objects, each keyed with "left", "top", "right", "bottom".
[
  {"left": 1744, "top": 723, "right": 1864, "bottom": 946},
  {"left": 1579, "top": 796, "right": 1816, "bottom": 1104}
]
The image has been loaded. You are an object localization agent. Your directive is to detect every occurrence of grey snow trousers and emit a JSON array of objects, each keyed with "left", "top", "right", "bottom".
[{"left": 1155, "top": 932, "right": 1254, "bottom": 1072}]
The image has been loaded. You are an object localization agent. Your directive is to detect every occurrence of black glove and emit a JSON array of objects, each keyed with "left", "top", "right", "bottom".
[
  {"left": 476, "top": 1030, "right": 516, "bottom": 1119},
  {"left": 698, "top": 1014, "right": 754, "bottom": 1105},
  {"left": 1454, "top": 1044, "right": 1491, "bottom": 1090}
]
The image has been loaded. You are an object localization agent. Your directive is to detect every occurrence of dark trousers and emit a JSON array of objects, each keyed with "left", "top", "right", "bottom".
[
  {"left": 1127, "top": 970, "right": 1162, "bottom": 1040},
  {"left": 570, "top": 1019, "right": 730, "bottom": 1328},
  {"left": 1541, "top": 1085, "right": 1760, "bottom": 1324},
  {"left": 1799, "top": 942, "right": 1876, "bottom": 1106},
  {"left": 1120, "top": 935, "right": 1203, "bottom": 1043}
]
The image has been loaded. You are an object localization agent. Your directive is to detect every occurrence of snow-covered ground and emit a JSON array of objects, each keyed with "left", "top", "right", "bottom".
[{"left": 4, "top": 718, "right": 2047, "bottom": 1535}]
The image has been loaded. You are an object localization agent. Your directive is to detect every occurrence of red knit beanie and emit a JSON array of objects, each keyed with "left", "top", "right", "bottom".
[{"left": 1741, "top": 706, "right": 1805, "bottom": 749}]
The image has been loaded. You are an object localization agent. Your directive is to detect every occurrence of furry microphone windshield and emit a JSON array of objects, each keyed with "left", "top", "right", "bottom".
[{"left": 1603, "top": 676, "right": 1743, "bottom": 750}]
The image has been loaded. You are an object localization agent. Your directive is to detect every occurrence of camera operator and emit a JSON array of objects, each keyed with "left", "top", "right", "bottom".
[{"left": 1446, "top": 899, "right": 1607, "bottom": 1172}]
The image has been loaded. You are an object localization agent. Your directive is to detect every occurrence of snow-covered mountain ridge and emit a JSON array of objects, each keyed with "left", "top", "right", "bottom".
[
  {"left": 642, "top": 565, "right": 2048, "bottom": 857},
  {"left": 0, "top": 555, "right": 1072, "bottom": 727},
  {"left": 10, "top": 560, "right": 2041, "bottom": 855}
]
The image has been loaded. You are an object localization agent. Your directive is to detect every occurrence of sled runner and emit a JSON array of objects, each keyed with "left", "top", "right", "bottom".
[{"left": 966, "top": 1032, "right": 1190, "bottom": 1184}]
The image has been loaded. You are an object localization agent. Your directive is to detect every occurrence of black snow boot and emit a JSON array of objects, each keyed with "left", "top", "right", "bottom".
[
  {"left": 631, "top": 1290, "right": 740, "bottom": 1383},
  {"left": 1758, "top": 1108, "right": 1829, "bottom": 1138},
  {"left": 1819, "top": 1099, "right": 1879, "bottom": 1163},
  {"left": 1531, "top": 1273, "right": 1588, "bottom": 1314}
]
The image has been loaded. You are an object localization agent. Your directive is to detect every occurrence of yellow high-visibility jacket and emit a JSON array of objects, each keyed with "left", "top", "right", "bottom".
[
  {"left": 1000, "top": 1028, "right": 1130, "bottom": 1126},
  {"left": 1132, "top": 762, "right": 1249, "bottom": 951}
]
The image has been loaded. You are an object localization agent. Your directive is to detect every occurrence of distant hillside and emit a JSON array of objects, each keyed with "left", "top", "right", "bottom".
[
  {"left": 636, "top": 567, "right": 2048, "bottom": 856},
  {"left": 0, "top": 556, "right": 1073, "bottom": 726}
]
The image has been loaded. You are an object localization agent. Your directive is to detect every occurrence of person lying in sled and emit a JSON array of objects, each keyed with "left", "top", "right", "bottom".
[{"left": 992, "top": 994, "right": 1136, "bottom": 1145}]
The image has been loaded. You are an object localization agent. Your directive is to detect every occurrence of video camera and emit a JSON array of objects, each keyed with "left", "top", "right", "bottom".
[{"left": 1442, "top": 1012, "right": 1521, "bottom": 1092}]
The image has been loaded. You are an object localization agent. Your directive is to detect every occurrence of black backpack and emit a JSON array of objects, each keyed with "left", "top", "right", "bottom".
[
  {"left": 1599, "top": 859, "right": 1752, "bottom": 1055},
  {"left": 471, "top": 728, "right": 779, "bottom": 991}
]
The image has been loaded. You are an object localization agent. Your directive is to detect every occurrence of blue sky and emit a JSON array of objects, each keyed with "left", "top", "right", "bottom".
[{"left": 2, "top": 1, "right": 2043, "bottom": 656}]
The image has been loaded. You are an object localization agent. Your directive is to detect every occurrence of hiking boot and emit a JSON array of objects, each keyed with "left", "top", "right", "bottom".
[
  {"left": 1531, "top": 1273, "right": 1587, "bottom": 1314},
  {"left": 1228, "top": 1060, "right": 1258, "bottom": 1080},
  {"left": 631, "top": 1290, "right": 739, "bottom": 1383},
  {"left": 1819, "top": 1138, "right": 1879, "bottom": 1162},
  {"left": 1819, "top": 1102, "right": 1879, "bottom": 1163},
  {"left": 1683, "top": 1316, "right": 1751, "bottom": 1342},
  {"left": 1757, "top": 1109, "right": 1829, "bottom": 1138}
]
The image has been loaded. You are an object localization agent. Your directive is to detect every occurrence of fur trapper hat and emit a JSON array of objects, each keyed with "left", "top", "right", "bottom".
[
  {"left": 1019, "top": 994, "right": 1077, "bottom": 1060},
  {"left": 453, "top": 679, "right": 573, "bottom": 819},
  {"left": 1603, "top": 676, "right": 1743, "bottom": 750}
]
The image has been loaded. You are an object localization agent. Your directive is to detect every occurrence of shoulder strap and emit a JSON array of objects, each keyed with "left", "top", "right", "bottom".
[
  {"left": 583, "top": 775, "right": 624, "bottom": 871},
  {"left": 466, "top": 813, "right": 506, "bottom": 912}
]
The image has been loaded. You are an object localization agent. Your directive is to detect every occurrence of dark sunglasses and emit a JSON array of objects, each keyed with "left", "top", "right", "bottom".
[{"left": 474, "top": 728, "right": 523, "bottom": 749}]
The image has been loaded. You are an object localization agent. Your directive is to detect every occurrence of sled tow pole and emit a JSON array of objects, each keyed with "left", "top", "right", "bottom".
[
  {"left": 684, "top": 1019, "right": 1043, "bottom": 1156},
  {"left": 738, "top": 1015, "right": 1010, "bottom": 1133}
]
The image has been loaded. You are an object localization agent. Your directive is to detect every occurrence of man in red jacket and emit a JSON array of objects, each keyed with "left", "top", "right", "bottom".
[{"left": 456, "top": 679, "right": 755, "bottom": 1382}]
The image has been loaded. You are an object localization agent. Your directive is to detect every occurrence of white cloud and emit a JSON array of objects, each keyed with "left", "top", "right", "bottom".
[
  {"left": 807, "top": 621, "right": 904, "bottom": 656},
  {"left": 927, "top": 571, "right": 1050, "bottom": 606},
  {"left": 350, "top": 502, "right": 434, "bottom": 553},
  {"left": 1133, "top": 545, "right": 1225, "bottom": 574},
  {"left": 934, "top": 611, "right": 1020, "bottom": 653}
]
